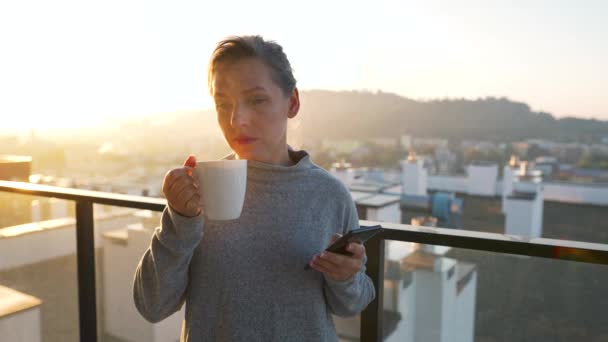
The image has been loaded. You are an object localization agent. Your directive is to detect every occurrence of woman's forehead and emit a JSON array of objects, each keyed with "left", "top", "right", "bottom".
[{"left": 212, "top": 59, "right": 275, "bottom": 95}]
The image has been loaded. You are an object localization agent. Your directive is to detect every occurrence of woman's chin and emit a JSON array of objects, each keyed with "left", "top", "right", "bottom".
[{"left": 232, "top": 149, "right": 256, "bottom": 161}]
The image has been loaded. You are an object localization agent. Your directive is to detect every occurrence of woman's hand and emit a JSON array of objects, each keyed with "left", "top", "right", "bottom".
[
  {"left": 162, "top": 154, "right": 202, "bottom": 217},
  {"left": 309, "top": 234, "right": 365, "bottom": 282}
]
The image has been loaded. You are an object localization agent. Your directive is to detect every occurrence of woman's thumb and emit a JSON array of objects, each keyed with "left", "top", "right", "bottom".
[
  {"left": 330, "top": 233, "right": 342, "bottom": 244},
  {"left": 184, "top": 154, "right": 197, "bottom": 168}
]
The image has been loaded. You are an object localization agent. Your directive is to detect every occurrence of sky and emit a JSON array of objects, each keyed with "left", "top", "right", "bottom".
[{"left": 0, "top": 0, "right": 607, "bottom": 132}]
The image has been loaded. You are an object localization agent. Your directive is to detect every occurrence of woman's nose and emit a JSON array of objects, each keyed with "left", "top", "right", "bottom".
[{"left": 230, "top": 103, "right": 251, "bottom": 127}]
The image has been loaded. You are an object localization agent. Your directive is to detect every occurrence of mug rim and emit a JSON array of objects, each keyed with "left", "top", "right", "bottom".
[{"left": 196, "top": 159, "right": 247, "bottom": 168}]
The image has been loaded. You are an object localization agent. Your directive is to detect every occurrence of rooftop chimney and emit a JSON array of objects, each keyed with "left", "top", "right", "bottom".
[
  {"left": 330, "top": 159, "right": 355, "bottom": 187},
  {"left": 504, "top": 164, "right": 544, "bottom": 238},
  {"left": 501, "top": 155, "right": 520, "bottom": 213},
  {"left": 400, "top": 152, "right": 427, "bottom": 196}
]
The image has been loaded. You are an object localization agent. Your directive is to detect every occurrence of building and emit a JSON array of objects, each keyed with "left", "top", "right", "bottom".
[
  {"left": 0, "top": 155, "right": 33, "bottom": 228},
  {"left": 0, "top": 155, "right": 31, "bottom": 181}
]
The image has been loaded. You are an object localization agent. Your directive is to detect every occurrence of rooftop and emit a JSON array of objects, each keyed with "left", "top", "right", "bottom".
[
  {"left": 0, "top": 285, "right": 42, "bottom": 318},
  {"left": 0, "top": 155, "right": 32, "bottom": 164},
  {"left": 356, "top": 194, "right": 401, "bottom": 208}
]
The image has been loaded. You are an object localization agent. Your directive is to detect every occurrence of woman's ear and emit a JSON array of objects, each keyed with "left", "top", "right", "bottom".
[{"left": 287, "top": 88, "right": 300, "bottom": 119}]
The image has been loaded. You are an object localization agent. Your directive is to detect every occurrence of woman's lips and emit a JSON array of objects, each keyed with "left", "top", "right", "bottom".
[{"left": 234, "top": 137, "right": 257, "bottom": 145}]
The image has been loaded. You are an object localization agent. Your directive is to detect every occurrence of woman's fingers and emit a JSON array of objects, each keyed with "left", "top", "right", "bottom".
[
  {"left": 175, "top": 186, "right": 199, "bottom": 205},
  {"left": 310, "top": 261, "right": 340, "bottom": 279},
  {"left": 311, "top": 251, "right": 361, "bottom": 278},
  {"left": 171, "top": 178, "right": 198, "bottom": 199},
  {"left": 162, "top": 162, "right": 202, "bottom": 217},
  {"left": 310, "top": 236, "right": 367, "bottom": 282},
  {"left": 164, "top": 167, "right": 196, "bottom": 194},
  {"left": 184, "top": 196, "right": 202, "bottom": 213},
  {"left": 346, "top": 243, "right": 366, "bottom": 259},
  {"left": 183, "top": 154, "right": 197, "bottom": 168},
  {"left": 319, "top": 251, "right": 361, "bottom": 270}
]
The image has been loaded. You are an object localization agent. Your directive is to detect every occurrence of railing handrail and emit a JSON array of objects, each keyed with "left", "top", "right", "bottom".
[
  {"left": 0, "top": 180, "right": 166, "bottom": 211},
  {"left": 363, "top": 220, "right": 608, "bottom": 265}
]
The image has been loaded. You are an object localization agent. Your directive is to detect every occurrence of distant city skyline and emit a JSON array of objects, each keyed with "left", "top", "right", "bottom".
[{"left": 1, "top": 0, "right": 607, "bottom": 132}]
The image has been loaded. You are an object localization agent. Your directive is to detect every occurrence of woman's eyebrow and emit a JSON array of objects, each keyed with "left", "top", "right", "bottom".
[
  {"left": 242, "top": 86, "right": 266, "bottom": 94},
  {"left": 214, "top": 92, "right": 228, "bottom": 98}
]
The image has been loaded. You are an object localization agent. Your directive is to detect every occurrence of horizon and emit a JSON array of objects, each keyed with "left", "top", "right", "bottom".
[
  {"left": 1, "top": 0, "right": 607, "bottom": 132},
  {"left": 2, "top": 88, "right": 608, "bottom": 137}
]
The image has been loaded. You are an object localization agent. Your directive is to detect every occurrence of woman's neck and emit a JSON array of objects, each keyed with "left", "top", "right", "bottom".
[{"left": 236, "top": 145, "right": 293, "bottom": 166}]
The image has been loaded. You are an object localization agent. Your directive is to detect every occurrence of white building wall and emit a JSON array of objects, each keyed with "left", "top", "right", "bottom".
[
  {"left": 0, "top": 223, "right": 74, "bottom": 270},
  {"left": 385, "top": 276, "right": 416, "bottom": 342},
  {"left": 0, "top": 308, "right": 41, "bottom": 342},
  {"left": 414, "top": 259, "right": 458, "bottom": 342},
  {"left": 0, "top": 209, "right": 139, "bottom": 270},
  {"left": 467, "top": 165, "right": 498, "bottom": 197},
  {"left": 454, "top": 273, "right": 477, "bottom": 342}
]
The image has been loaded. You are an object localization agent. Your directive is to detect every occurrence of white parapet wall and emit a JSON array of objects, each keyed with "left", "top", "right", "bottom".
[
  {"left": 454, "top": 266, "right": 477, "bottom": 342},
  {"left": 0, "top": 208, "right": 141, "bottom": 271},
  {"left": 542, "top": 182, "right": 608, "bottom": 206},
  {"left": 467, "top": 164, "right": 498, "bottom": 197},
  {"left": 427, "top": 176, "right": 468, "bottom": 194},
  {"left": 0, "top": 285, "right": 42, "bottom": 342},
  {"left": 102, "top": 225, "right": 183, "bottom": 342},
  {"left": 355, "top": 194, "right": 402, "bottom": 223},
  {"left": 429, "top": 175, "right": 608, "bottom": 207}
]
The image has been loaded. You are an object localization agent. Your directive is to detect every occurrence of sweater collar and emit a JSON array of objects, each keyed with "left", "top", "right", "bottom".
[{"left": 222, "top": 147, "right": 313, "bottom": 173}]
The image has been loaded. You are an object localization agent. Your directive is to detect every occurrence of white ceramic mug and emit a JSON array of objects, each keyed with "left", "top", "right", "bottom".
[{"left": 194, "top": 159, "right": 247, "bottom": 220}]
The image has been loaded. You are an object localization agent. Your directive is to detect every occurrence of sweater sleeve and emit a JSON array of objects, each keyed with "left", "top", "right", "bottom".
[
  {"left": 323, "top": 194, "right": 377, "bottom": 317},
  {"left": 133, "top": 206, "right": 204, "bottom": 323}
]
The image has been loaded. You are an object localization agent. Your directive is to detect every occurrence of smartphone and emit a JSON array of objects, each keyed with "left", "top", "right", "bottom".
[{"left": 305, "top": 225, "right": 383, "bottom": 270}]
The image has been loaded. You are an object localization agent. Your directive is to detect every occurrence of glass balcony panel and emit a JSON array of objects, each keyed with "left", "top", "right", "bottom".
[
  {"left": 381, "top": 241, "right": 608, "bottom": 342},
  {"left": 0, "top": 195, "right": 78, "bottom": 342}
]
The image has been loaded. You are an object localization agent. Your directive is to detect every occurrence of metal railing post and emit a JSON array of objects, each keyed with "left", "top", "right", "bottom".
[
  {"left": 75, "top": 200, "right": 98, "bottom": 342},
  {"left": 360, "top": 236, "right": 385, "bottom": 342}
]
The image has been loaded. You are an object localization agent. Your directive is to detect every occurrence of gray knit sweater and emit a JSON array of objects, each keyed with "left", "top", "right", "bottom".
[{"left": 133, "top": 149, "right": 375, "bottom": 341}]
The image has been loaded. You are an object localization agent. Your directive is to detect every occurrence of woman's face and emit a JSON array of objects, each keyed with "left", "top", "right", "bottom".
[{"left": 211, "top": 58, "right": 299, "bottom": 164}]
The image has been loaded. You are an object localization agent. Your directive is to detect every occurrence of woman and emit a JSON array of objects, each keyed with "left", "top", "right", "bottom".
[{"left": 133, "top": 35, "right": 375, "bottom": 341}]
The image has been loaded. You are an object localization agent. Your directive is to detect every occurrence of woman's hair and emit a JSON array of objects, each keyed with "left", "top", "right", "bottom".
[{"left": 208, "top": 35, "right": 297, "bottom": 96}]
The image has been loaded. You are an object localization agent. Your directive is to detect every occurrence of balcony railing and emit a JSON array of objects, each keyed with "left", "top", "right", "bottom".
[{"left": 1, "top": 179, "right": 608, "bottom": 342}]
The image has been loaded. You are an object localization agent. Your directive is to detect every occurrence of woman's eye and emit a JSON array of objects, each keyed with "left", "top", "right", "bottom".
[
  {"left": 216, "top": 102, "right": 232, "bottom": 111},
  {"left": 249, "top": 97, "right": 267, "bottom": 105}
]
